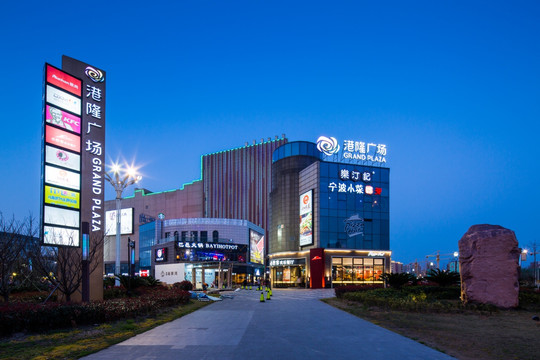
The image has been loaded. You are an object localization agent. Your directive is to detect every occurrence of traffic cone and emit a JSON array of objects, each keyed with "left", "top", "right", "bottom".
[
  {"left": 249, "top": 285, "right": 252, "bottom": 290},
  {"left": 269, "top": 288, "right": 272, "bottom": 297},
  {"left": 266, "top": 291, "right": 271, "bottom": 300},
  {"left": 260, "top": 291, "right": 265, "bottom": 302}
]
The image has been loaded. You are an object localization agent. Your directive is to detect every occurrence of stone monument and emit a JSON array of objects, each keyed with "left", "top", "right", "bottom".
[{"left": 458, "top": 224, "right": 520, "bottom": 308}]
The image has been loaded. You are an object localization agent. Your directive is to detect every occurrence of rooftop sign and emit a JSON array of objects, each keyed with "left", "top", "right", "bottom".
[{"left": 316, "top": 136, "right": 388, "bottom": 166}]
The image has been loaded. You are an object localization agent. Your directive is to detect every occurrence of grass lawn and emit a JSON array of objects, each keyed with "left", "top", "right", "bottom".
[
  {"left": 324, "top": 297, "right": 540, "bottom": 360},
  {"left": 0, "top": 300, "right": 210, "bottom": 360}
]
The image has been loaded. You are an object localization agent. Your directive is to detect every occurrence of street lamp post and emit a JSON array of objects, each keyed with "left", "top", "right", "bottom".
[{"left": 105, "top": 163, "right": 141, "bottom": 286}]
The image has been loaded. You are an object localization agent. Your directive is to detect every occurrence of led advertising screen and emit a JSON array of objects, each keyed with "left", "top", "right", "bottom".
[
  {"left": 46, "top": 84, "right": 81, "bottom": 115},
  {"left": 43, "top": 226, "right": 80, "bottom": 247},
  {"left": 46, "top": 64, "right": 81, "bottom": 96},
  {"left": 45, "top": 145, "right": 81, "bottom": 171},
  {"left": 155, "top": 248, "right": 168, "bottom": 262},
  {"left": 105, "top": 208, "right": 134, "bottom": 235},
  {"left": 45, "top": 105, "right": 81, "bottom": 134},
  {"left": 44, "top": 165, "right": 80, "bottom": 191},
  {"left": 45, "top": 125, "right": 81, "bottom": 153},
  {"left": 299, "top": 189, "right": 314, "bottom": 246},
  {"left": 43, "top": 206, "right": 80, "bottom": 228},
  {"left": 44, "top": 185, "right": 80, "bottom": 209},
  {"left": 249, "top": 230, "right": 265, "bottom": 264}
]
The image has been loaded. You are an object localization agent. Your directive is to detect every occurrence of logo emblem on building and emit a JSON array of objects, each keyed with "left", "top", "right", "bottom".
[
  {"left": 344, "top": 214, "right": 365, "bottom": 237},
  {"left": 85, "top": 66, "right": 104, "bottom": 83},
  {"left": 317, "top": 136, "right": 340, "bottom": 156}
]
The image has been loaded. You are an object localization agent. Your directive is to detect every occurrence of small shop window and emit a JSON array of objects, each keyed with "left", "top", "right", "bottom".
[{"left": 353, "top": 258, "right": 363, "bottom": 265}]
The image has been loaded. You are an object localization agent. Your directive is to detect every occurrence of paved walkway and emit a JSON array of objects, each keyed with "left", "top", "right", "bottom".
[{"left": 83, "top": 288, "right": 455, "bottom": 360}]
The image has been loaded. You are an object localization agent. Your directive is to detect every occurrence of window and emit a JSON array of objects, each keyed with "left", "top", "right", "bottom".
[
  {"left": 190, "top": 231, "right": 198, "bottom": 242},
  {"left": 212, "top": 230, "right": 219, "bottom": 243},
  {"left": 201, "top": 231, "right": 208, "bottom": 242},
  {"left": 181, "top": 231, "right": 187, "bottom": 241},
  {"left": 174, "top": 231, "right": 179, "bottom": 241}
]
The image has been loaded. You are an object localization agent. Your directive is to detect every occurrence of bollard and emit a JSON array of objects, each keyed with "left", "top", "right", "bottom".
[{"left": 260, "top": 291, "right": 265, "bottom": 302}]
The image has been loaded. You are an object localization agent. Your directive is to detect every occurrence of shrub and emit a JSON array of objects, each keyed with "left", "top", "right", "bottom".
[
  {"left": 0, "top": 287, "right": 191, "bottom": 337},
  {"left": 381, "top": 273, "right": 416, "bottom": 289},
  {"left": 425, "top": 269, "right": 460, "bottom": 287},
  {"left": 174, "top": 280, "right": 193, "bottom": 291},
  {"left": 334, "top": 284, "right": 383, "bottom": 298}
]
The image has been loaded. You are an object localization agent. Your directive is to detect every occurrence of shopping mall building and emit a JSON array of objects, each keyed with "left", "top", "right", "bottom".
[
  {"left": 268, "top": 140, "right": 390, "bottom": 288},
  {"left": 104, "top": 135, "right": 390, "bottom": 288}
]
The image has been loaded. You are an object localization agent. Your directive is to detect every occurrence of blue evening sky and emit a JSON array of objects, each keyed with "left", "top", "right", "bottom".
[{"left": 1, "top": 1, "right": 538, "bottom": 267}]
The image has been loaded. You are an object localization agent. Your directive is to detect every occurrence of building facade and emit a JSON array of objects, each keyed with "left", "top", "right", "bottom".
[
  {"left": 268, "top": 141, "right": 391, "bottom": 288},
  {"left": 103, "top": 181, "right": 203, "bottom": 275},
  {"left": 150, "top": 218, "right": 265, "bottom": 288},
  {"left": 202, "top": 136, "right": 287, "bottom": 243}
]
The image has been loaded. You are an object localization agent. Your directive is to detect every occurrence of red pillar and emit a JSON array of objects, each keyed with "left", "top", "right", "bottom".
[{"left": 309, "top": 248, "right": 325, "bottom": 289}]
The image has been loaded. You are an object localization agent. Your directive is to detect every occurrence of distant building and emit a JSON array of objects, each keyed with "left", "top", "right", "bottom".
[{"left": 391, "top": 261, "right": 403, "bottom": 273}]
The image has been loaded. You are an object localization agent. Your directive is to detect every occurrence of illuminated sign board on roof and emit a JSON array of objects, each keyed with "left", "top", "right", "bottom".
[{"left": 316, "top": 135, "right": 388, "bottom": 166}]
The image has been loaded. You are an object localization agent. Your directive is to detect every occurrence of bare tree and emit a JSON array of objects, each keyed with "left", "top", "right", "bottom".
[
  {"left": 0, "top": 213, "right": 36, "bottom": 303},
  {"left": 30, "top": 229, "right": 104, "bottom": 302}
]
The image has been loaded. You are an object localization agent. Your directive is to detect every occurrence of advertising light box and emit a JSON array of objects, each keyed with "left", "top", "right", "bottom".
[
  {"left": 155, "top": 248, "right": 168, "bottom": 262},
  {"left": 44, "top": 165, "right": 80, "bottom": 190},
  {"left": 45, "top": 125, "right": 81, "bottom": 153},
  {"left": 46, "top": 64, "right": 81, "bottom": 96},
  {"left": 44, "top": 185, "right": 80, "bottom": 209},
  {"left": 299, "top": 189, "right": 314, "bottom": 246},
  {"left": 249, "top": 230, "right": 264, "bottom": 264},
  {"left": 43, "top": 226, "right": 80, "bottom": 247},
  {"left": 46, "top": 85, "right": 81, "bottom": 115},
  {"left": 43, "top": 205, "right": 80, "bottom": 228},
  {"left": 45, "top": 145, "right": 80, "bottom": 171},
  {"left": 105, "top": 208, "right": 134, "bottom": 235},
  {"left": 45, "top": 105, "right": 81, "bottom": 134}
]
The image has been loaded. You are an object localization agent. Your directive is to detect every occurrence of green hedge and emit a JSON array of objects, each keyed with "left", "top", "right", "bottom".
[{"left": 0, "top": 287, "right": 191, "bottom": 337}]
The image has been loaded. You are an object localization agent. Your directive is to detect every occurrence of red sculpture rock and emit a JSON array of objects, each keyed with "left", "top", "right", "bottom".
[{"left": 458, "top": 224, "right": 520, "bottom": 308}]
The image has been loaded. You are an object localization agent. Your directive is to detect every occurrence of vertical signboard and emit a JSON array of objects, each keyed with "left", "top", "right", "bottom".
[
  {"left": 61, "top": 56, "right": 106, "bottom": 237},
  {"left": 299, "top": 190, "right": 313, "bottom": 246},
  {"left": 249, "top": 230, "right": 265, "bottom": 264},
  {"left": 41, "top": 64, "right": 82, "bottom": 247},
  {"left": 62, "top": 56, "right": 106, "bottom": 302}
]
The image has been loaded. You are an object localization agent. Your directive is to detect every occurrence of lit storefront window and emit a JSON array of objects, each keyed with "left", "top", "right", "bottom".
[{"left": 331, "top": 257, "right": 385, "bottom": 284}]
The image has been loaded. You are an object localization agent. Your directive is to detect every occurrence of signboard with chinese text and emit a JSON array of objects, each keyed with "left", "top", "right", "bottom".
[
  {"left": 44, "top": 165, "right": 81, "bottom": 190},
  {"left": 155, "top": 248, "right": 168, "bottom": 262},
  {"left": 316, "top": 135, "right": 388, "bottom": 166},
  {"left": 44, "top": 185, "right": 80, "bottom": 209},
  {"left": 299, "top": 189, "right": 313, "bottom": 246},
  {"left": 41, "top": 63, "right": 82, "bottom": 248},
  {"left": 45, "top": 125, "right": 81, "bottom": 152},
  {"left": 45, "top": 64, "right": 81, "bottom": 96}
]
